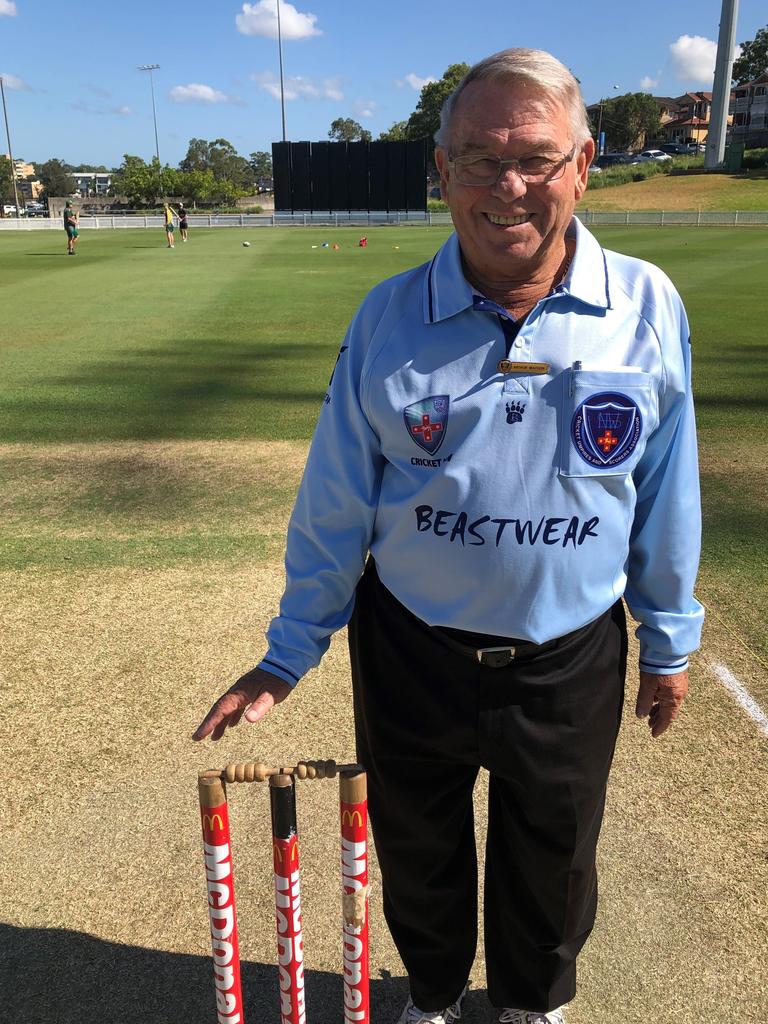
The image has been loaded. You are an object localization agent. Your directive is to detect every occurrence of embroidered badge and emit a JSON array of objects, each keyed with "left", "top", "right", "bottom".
[
  {"left": 571, "top": 391, "right": 642, "bottom": 468},
  {"left": 404, "top": 395, "right": 449, "bottom": 455},
  {"left": 506, "top": 400, "right": 526, "bottom": 424}
]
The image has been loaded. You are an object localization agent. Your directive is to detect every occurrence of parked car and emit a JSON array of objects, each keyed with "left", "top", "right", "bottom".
[
  {"left": 635, "top": 149, "right": 673, "bottom": 162},
  {"left": 2, "top": 204, "right": 18, "bottom": 216},
  {"left": 659, "top": 143, "right": 690, "bottom": 156},
  {"left": 587, "top": 165, "right": 602, "bottom": 175},
  {"left": 595, "top": 152, "right": 634, "bottom": 169},
  {"left": 429, "top": 186, "right": 442, "bottom": 199},
  {"left": 25, "top": 201, "right": 46, "bottom": 217},
  {"left": 686, "top": 142, "right": 706, "bottom": 153}
]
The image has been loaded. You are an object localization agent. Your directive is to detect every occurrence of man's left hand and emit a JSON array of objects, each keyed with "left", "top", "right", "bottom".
[{"left": 635, "top": 670, "right": 689, "bottom": 738}]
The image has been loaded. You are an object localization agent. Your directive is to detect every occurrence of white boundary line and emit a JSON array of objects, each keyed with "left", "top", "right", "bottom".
[{"left": 710, "top": 662, "right": 768, "bottom": 738}]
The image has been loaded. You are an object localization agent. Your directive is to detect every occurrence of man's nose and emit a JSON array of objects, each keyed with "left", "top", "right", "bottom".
[{"left": 490, "top": 165, "right": 527, "bottom": 201}]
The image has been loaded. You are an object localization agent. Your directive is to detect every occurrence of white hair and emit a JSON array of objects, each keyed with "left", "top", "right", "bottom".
[{"left": 434, "top": 48, "right": 592, "bottom": 150}]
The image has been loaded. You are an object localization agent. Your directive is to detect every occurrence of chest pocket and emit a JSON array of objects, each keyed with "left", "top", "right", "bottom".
[{"left": 559, "top": 368, "right": 657, "bottom": 477}]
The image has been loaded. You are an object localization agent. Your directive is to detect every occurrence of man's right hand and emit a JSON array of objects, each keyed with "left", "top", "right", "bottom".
[{"left": 192, "top": 667, "right": 294, "bottom": 742}]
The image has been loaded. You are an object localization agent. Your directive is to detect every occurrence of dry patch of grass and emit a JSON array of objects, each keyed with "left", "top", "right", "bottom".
[
  {"left": 1, "top": 559, "right": 765, "bottom": 1023},
  {"left": 581, "top": 171, "right": 768, "bottom": 211},
  {"left": 0, "top": 441, "right": 308, "bottom": 569}
]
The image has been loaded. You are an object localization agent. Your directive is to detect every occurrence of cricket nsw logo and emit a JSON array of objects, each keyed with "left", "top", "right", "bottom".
[
  {"left": 404, "top": 395, "right": 449, "bottom": 455},
  {"left": 571, "top": 391, "right": 642, "bottom": 468}
]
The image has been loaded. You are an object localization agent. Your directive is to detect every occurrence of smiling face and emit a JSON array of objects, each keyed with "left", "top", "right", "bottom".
[{"left": 435, "top": 78, "right": 593, "bottom": 288}]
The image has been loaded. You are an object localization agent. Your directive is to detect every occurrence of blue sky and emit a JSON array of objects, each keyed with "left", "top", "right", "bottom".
[{"left": 1, "top": 0, "right": 765, "bottom": 168}]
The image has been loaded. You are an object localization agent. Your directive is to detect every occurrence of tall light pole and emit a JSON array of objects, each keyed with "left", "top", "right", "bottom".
[
  {"left": 705, "top": 0, "right": 739, "bottom": 168},
  {"left": 138, "top": 64, "right": 161, "bottom": 164},
  {"left": 275, "top": 0, "right": 287, "bottom": 141},
  {"left": 0, "top": 76, "right": 21, "bottom": 217}
]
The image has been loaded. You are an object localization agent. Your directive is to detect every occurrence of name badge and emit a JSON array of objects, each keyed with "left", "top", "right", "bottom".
[{"left": 497, "top": 360, "right": 550, "bottom": 376}]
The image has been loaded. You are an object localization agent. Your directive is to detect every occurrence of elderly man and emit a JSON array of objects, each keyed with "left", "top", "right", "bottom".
[{"left": 194, "top": 48, "right": 703, "bottom": 1024}]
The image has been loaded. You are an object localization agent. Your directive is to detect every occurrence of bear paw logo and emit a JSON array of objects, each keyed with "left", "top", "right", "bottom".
[{"left": 505, "top": 400, "right": 526, "bottom": 425}]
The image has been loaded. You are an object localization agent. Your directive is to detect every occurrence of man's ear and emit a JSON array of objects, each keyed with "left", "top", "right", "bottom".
[
  {"left": 435, "top": 147, "right": 450, "bottom": 202},
  {"left": 574, "top": 138, "right": 595, "bottom": 200}
]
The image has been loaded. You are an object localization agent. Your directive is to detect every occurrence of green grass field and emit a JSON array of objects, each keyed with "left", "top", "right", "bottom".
[
  {"left": 1, "top": 224, "right": 766, "bottom": 1024},
  {"left": 1, "top": 224, "right": 765, "bottom": 663}
]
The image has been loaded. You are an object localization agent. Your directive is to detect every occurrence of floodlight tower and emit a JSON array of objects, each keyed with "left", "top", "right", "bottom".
[
  {"left": 276, "top": 0, "right": 287, "bottom": 141},
  {"left": 705, "top": 0, "right": 740, "bottom": 168},
  {"left": 138, "top": 64, "right": 161, "bottom": 164},
  {"left": 0, "top": 76, "right": 21, "bottom": 217}
]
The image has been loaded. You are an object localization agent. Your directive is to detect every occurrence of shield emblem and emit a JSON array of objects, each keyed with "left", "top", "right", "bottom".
[
  {"left": 404, "top": 395, "right": 449, "bottom": 455},
  {"left": 572, "top": 391, "right": 642, "bottom": 468}
]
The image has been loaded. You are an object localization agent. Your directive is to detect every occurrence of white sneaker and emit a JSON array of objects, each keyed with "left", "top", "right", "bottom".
[
  {"left": 498, "top": 1008, "right": 566, "bottom": 1024},
  {"left": 396, "top": 983, "right": 468, "bottom": 1024}
]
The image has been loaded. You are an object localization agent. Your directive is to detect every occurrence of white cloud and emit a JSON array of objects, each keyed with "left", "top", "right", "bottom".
[
  {"left": 170, "top": 83, "right": 230, "bottom": 103},
  {"left": 252, "top": 70, "right": 342, "bottom": 101},
  {"left": 113, "top": 105, "right": 132, "bottom": 116},
  {"left": 323, "top": 76, "right": 343, "bottom": 101},
  {"left": 0, "top": 0, "right": 17, "bottom": 16},
  {"left": 354, "top": 99, "right": 376, "bottom": 119},
  {"left": 640, "top": 75, "right": 659, "bottom": 91},
  {"left": 0, "top": 72, "right": 25, "bottom": 90},
  {"left": 401, "top": 72, "right": 436, "bottom": 92},
  {"left": 236, "top": 0, "right": 321, "bottom": 40},
  {"left": 669, "top": 35, "right": 720, "bottom": 83}
]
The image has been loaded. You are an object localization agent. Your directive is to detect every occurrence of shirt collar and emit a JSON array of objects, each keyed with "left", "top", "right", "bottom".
[{"left": 422, "top": 215, "right": 612, "bottom": 324}]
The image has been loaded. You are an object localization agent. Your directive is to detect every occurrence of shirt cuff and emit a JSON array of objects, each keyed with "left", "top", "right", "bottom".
[
  {"left": 256, "top": 656, "right": 301, "bottom": 688},
  {"left": 638, "top": 655, "right": 689, "bottom": 676}
]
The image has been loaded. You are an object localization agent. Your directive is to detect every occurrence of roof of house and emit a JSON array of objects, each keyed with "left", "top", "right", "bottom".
[{"left": 663, "top": 116, "right": 709, "bottom": 128}]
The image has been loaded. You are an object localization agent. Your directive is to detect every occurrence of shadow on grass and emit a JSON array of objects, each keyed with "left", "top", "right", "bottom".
[
  {"left": 0, "top": 923, "right": 491, "bottom": 1024},
  {"left": 0, "top": 340, "right": 334, "bottom": 442}
]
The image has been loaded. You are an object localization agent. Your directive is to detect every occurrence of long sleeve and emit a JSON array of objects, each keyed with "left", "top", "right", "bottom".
[
  {"left": 625, "top": 300, "right": 704, "bottom": 675},
  {"left": 257, "top": 304, "right": 385, "bottom": 686}
]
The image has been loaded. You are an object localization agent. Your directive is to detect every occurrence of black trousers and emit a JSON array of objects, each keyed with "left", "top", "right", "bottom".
[{"left": 348, "top": 560, "right": 627, "bottom": 1013}]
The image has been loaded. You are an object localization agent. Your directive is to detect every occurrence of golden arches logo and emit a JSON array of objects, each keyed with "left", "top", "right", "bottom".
[
  {"left": 202, "top": 813, "right": 224, "bottom": 832},
  {"left": 341, "top": 810, "right": 363, "bottom": 828},
  {"left": 273, "top": 841, "right": 298, "bottom": 864}
]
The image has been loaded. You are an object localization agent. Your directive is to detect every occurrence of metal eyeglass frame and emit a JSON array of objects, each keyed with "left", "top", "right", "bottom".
[{"left": 448, "top": 146, "right": 577, "bottom": 186}]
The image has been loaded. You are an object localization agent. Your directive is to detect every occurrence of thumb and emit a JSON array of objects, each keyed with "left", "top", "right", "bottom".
[
  {"left": 244, "top": 690, "right": 277, "bottom": 723},
  {"left": 635, "top": 674, "right": 658, "bottom": 719}
]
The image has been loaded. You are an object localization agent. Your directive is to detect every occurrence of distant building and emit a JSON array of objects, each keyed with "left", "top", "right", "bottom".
[
  {"left": 586, "top": 91, "right": 735, "bottom": 151},
  {"left": 731, "top": 74, "right": 768, "bottom": 148},
  {"left": 71, "top": 170, "right": 113, "bottom": 196},
  {"left": 2, "top": 157, "right": 44, "bottom": 200},
  {"left": 660, "top": 92, "right": 722, "bottom": 147}
]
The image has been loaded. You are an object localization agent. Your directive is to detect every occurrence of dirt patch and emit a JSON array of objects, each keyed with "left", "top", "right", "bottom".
[{"left": 1, "top": 559, "right": 766, "bottom": 1023}]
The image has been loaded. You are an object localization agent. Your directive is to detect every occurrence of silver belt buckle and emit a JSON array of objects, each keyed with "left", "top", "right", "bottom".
[{"left": 476, "top": 645, "right": 516, "bottom": 668}]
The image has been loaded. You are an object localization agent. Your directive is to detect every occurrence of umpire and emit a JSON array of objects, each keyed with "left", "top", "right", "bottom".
[{"left": 194, "top": 48, "right": 704, "bottom": 1024}]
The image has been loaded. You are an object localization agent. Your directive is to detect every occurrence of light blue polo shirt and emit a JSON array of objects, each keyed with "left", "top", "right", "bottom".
[{"left": 259, "top": 217, "right": 703, "bottom": 686}]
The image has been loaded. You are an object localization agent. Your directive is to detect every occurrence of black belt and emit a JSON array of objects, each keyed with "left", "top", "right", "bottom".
[{"left": 435, "top": 629, "right": 530, "bottom": 668}]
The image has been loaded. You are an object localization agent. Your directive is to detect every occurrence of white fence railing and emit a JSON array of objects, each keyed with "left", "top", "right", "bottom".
[{"left": 1, "top": 210, "right": 767, "bottom": 230}]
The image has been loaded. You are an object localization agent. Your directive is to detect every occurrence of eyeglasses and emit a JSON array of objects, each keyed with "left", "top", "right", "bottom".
[{"left": 448, "top": 146, "right": 577, "bottom": 186}]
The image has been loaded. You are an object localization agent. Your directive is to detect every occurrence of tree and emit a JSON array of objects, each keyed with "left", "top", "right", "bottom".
[
  {"left": 378, "top": 121, "right": 408, "bottom": 142},
  {"left": 732, "top": 26, "right": 768, "bottom": 85},
  {"left": 112, "top": 155, "right": 154, "bottom": 205},
  {"left": 249, "top": 150, "right": 273, "bottom": 179},
  {"left": 0, "top": 155, "right": 13, "bottom": 205},
  {"left": 179, "top": 137, "right": 251, "bottom": 188},
  {"left": 37, "top": 158, "right": 75, "bottom": 198},
  {"left": 589, "top": 93, "right": 661, "bottom": 152},
  {"left": 405, "top": 63, "right": 470, "bottom": 141},
  {"left": 113, "top": 155, "right": 181, "bottom": 206},
  {"left": 178, "top": 168, "right": 217, "bottom": 206},
  {"left": 328, "top": 118, "right": 372, "bottom": 143}
]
